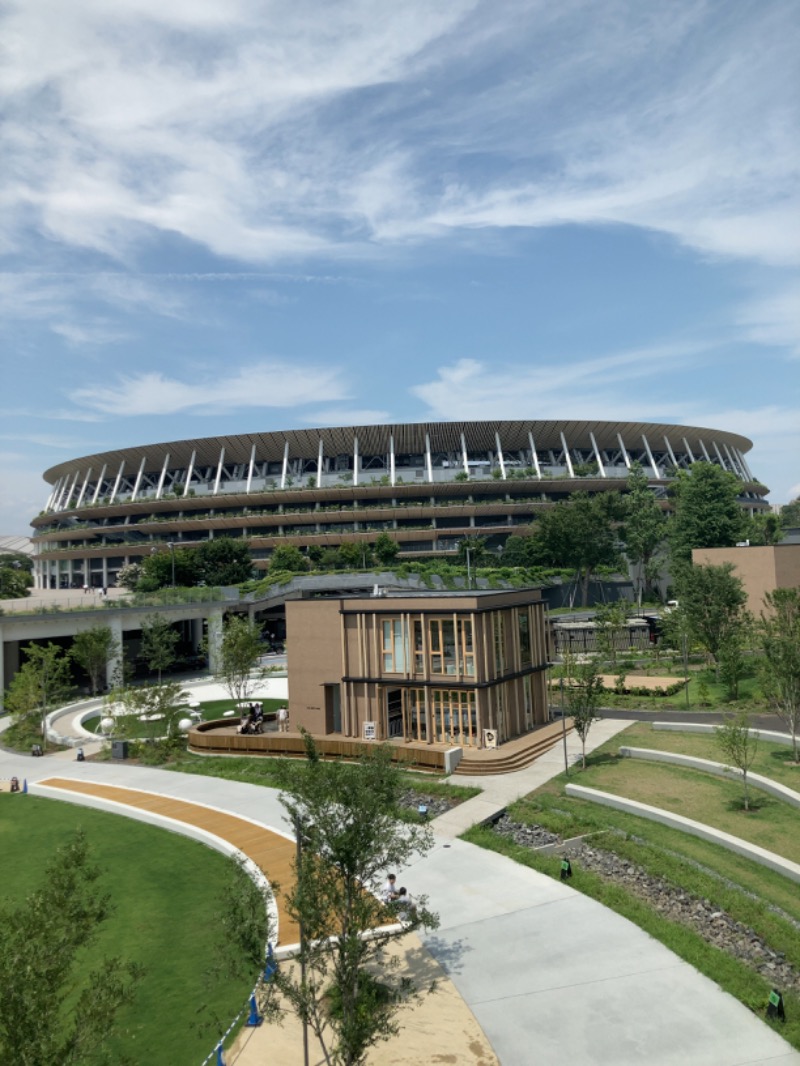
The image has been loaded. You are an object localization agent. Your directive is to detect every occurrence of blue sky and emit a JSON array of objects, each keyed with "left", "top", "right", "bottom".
[{"left": 1, "top": 0, "right": 798, "bottom": 534}]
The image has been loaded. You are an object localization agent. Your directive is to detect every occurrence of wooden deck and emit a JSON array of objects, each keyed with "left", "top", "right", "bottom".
[
  {"left": 37, "top": 778, "right": 300, "bottom": 945},
  {"left": 454, "top": 718, "right": 573, "bottom": 775}
]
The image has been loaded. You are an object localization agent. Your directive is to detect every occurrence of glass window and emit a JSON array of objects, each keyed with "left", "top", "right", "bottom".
[
  {"left": 381, "top": 618, "right": 407, "bottom": 673},
  {"left": 518, "top": 609, "right": 532, "bottom": 667}
]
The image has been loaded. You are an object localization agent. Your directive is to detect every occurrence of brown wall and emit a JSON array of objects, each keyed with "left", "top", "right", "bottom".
[
  {"left": 286, "top": 599, "right": 343, "bottom": 734},
  {"left": 692, "top": 545, "right": 800, "bottom": 615}
]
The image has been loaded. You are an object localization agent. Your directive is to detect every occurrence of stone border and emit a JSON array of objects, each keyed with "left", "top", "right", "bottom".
[
  {"left": 619, "top": 747, "right": 800, "bottom": 810},
  {"left": 653, "top": 721, "right": 796, "bottom": 749},
  {"left": 564, "top": 783, "right": 800, "bottom": 885}
]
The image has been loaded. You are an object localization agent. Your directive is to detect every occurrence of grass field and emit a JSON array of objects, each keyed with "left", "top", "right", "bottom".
[
  {"left": 0, "top": 796, "right": 257, "bottom": 1066},
  {"left": 82, "top": 697, "right": 286, "bottom": 738},
  {"left": 464, "top": 721, "right": 800, "bottom": 1051}
]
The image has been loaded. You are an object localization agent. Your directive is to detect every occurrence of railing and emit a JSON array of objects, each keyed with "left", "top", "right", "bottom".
[{"left": 190, "top": 721, "right": 447, "bottom": 771}]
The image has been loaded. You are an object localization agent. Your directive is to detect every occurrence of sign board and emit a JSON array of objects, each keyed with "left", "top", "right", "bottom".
[
  {"left": 483, "top": 729, "right": 497, "bottom": 749},
  {"left": 363, "top": 721, "right": 377, "bottom": 741}
]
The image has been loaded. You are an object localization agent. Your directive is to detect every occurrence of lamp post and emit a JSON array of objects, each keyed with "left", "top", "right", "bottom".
[
  {"left": 560, "top": 675, "right": 569, "bottom": 776},
  {"left": 167, "top": 541, "right": 176, "bottom": 588},
  {"left": 465, "top": 546, "right": 472, "bottom": 589}
]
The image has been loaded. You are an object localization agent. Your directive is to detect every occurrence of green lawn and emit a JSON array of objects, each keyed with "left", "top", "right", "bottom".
[
  {"left": 83, "top": 697, "right": 285, "bottom": 738},
  {"left": 463, "top": 721, "right": 800, "bottom": 1051},
  {"left": 164, "top": 750, "right": 481, "bottom": 808},
  {"left": 0, "top": 797, "right": 257, "bottom": 1066}
]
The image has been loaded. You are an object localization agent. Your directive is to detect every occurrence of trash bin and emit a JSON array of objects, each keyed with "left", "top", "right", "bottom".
[{"left": 111, "top": 740, "right": 129, "bottom": 759}]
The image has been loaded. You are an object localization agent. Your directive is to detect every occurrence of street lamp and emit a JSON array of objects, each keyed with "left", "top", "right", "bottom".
[{"left": 167, "top": 542, "right": 176, "bottom": 588}]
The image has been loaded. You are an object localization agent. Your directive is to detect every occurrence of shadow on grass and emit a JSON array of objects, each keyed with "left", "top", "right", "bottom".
[{"left": 723, "top": 796, "right": 770, "bottom": 814}]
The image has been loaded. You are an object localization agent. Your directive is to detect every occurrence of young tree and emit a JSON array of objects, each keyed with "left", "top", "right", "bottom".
[
  {"left": 532, "top": 493, "right": 621, "bottom": 607},
  {"left": 676, "top": 563, "right": 747, "bottom": 679},
  {"left": 263, "top": 736, "right": 438, "bottom": 1066},
  {"left": 0, "top": 830, "right": 141, "bottom": 1064},
  {"left": 566, "top": 658, "right": 605, "bottom": 769},
  {"left": 219, "top": 615, "right": 264, "bottom": 703},
  {"left": 593, "top": 601, "right": 629, "bottom": 668},
  {"left": 716, "top": 712, "right": 760, "bottom": 811},
  {"left": 621, "top": 464, "right": 667, "bottom": 599},
  {"left": 139, "top": 614, "right": 181, "bottom": 683},
  {"left": 113, "top": 680, "right": 190, "bottom": 741},
  {"left": 372, "top": 532, "right": 399, "bottom": 567},
  {"left": 70, "top": 624, "right": 120, "bottom": 695},
  {"left": 500, "top": 534, "right": 537, "bottom": 568},
  {"left": 196, "top": 537, "right": 253, "bottom": 586},
  {"left": 4, "top": 642, "right": 73, "bottom": 741},
  {"left": 668, "top": 462, "right": 747, "bottom": 565},
  {"left": 756, "top": 588, "right": 800, "bottom": 762}
]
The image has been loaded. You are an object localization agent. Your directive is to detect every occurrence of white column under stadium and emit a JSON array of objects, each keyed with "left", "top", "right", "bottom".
[{"left": 589, "top": 432, "right": 606, "bottom": 476}]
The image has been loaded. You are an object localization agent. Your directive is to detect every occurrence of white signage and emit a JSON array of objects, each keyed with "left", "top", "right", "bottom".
[{"left": 363, "top": 721, "right": 377, "bottom": 741}]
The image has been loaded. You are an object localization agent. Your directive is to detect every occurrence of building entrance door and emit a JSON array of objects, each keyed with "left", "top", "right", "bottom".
[
  {"left": 325, "top": 684, "right": 342, "bottom": 733},
  {"left": 386, "top": 689, "right": 403, "bottom": 738}
]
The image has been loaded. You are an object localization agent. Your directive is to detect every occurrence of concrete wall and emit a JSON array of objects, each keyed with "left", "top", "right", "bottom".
[{"left": 692, "top": 544, "right": 800, "bottom": 615}]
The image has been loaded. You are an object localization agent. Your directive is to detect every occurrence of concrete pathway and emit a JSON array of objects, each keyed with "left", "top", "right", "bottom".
[{"left": 1, "top": 707, "right": 798, "bottom": 1065}]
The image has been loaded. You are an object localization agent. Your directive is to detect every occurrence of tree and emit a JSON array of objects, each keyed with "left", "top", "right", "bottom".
[
  {"left": 337, "top": 542, "right": 367, "bottom": 570},
  {"left": 621, "top": 464, "right": 667, "bottom": 599},
  {"left": 4, "top": 642, "right": 73, "bottom": 742},
  {"left": 0, "top": 564, "right": 32, "bottom": 599},
  {"left": 0, "top": 830, "right": 141, "bottom": 1064},
  {"left": 747, "top": 511, "right": 783, "bottom": 546},
  {"left": 780, "top": 497, "right": 800, "bottom": 528},
  {"left": 269, "top": 545, "right": 309, "bottom": 573},
  {"left": 532, "top": 493, "right": 621, "bottom": 606},
  {"left": 219, "top": 615, "right": 264, "bottom": 703},
  {"left": 138, "top": 546, "right": 200, "bottom": 591},
  {"left": 716, "top": 712, "right": 760, "bottom": 811},
  {"left": 566, "top": 658, "right": 605, "bottom": 769},
  {"left": 70, "top": 624, "right": 120, "bottom": 695},
  {"left": 676, "top": 563, "right": 747, "bottom": 679},
  {"left": 263, "top": 736, "right": 438, "bottom": 1066},
  {"left": 668, "top": 462, "right": 747, "bottom": 565},
  {"left": 139, "top": 614, "right": 181, "bottom": 683},
  {"left": 756, "top": 588, "right": 800, "bottom": 762},
  {"left": 196, "top": 537, "right": 253, "bottom": 586},
  {"left": 500, "top": 534, "right": 538, "bottom": 568},
  {"left": 116, "top": 562, "right": 142, "bottom": 592},
  {"left": 372, "top": 533, "right": 399, "bottom": 567}
]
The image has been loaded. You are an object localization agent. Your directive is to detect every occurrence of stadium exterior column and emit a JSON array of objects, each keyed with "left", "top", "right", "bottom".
[
  {"left": 131, "top": 456, "right": 147, "bottom": 501},
  {"left": 106, "top": 615, "right": 124, "bottom": 689},
  {"left": 589, "top": 432, "right": 606, "bottom": 476},
  {"left": 206, "top": 609, "right": 224, "bottom": 675}
]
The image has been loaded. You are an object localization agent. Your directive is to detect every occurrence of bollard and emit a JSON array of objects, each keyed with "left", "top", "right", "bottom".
[
  {"left": 560, "top": 858, "right": 572, "bottom": 881},
  {"left": 264, "top": 943, "right": 278, "bottom": 982},
  {"left": 767, "top": 989, "right": 786, "bottom": 1022},
  {"left": 22, "top": 778, "right": 28, "bottom": 794},
  {"left": 245, "top": 993, "right": 263, "bottom": 1027}
]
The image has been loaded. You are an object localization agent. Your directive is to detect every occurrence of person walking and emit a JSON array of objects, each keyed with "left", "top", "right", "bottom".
[{"left": 278, "top": 705, "right": 289, "bottom": 733}]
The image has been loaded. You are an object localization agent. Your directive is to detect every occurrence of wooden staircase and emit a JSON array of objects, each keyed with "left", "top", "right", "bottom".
[{"left": 454, "top": 718, "right": 573, "bottom": 776}]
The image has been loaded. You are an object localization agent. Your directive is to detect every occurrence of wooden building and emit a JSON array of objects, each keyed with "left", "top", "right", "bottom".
[{"left": 286, "top": 588, "right": 550, "bottom": 748}]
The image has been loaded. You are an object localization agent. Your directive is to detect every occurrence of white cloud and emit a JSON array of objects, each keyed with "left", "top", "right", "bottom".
[
  {"left": 69, "top": 362, "right": 351, "bottom": 416},
  {"left": 736, "top": 281, "right": 800, "bottom": 357},
  {"left": 1, "top": 0, "right": 796, "bottom": 273}
]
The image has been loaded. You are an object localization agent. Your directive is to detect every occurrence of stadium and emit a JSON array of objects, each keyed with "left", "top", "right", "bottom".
[{"left": 31, "top": 419, "right": 768, "bottom": 589}]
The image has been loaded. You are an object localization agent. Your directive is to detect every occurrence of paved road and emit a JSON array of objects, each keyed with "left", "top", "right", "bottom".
[{"left": 1, "top": 724, "right": 798, "bottom": 1065}]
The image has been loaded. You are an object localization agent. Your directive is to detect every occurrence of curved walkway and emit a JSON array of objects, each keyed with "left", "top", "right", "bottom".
[
  {"left": 32, "top": 777, "right": 298, "bottom": 945},
  {"left": 2, "top": 717, "right": 799, "bottom": 1064}
]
